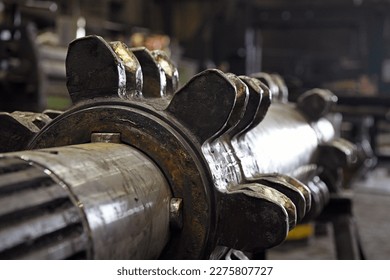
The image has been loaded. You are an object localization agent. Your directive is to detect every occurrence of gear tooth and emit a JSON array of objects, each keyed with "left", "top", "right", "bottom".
[
  {"left": 222, "top": 75, "right": 263, "bottom": 137},
  {"left": 218, "top": 73, "right": 249, "bottom": 138},
  {"left": 216, "top": 183, "right": 294, "bottom": 251},
  {"left": 109, "top": 41, "right": 143, "bottom": 99},
  {"left": 270, "top": 74, "right": 288, "bottom": 103},
  {"left": 66, "top": 35, "right": 126, "bottom": 103},
  {"left": 251, "top": 174, "right": 311, "bottom": 222},
  {"left": 251, "top": 72, "right": 288, "bottom": 102},
  {"left": 151, "top": 50, "right": 179, "bottom": 96},
  {"left": 166, "top": 69, "right": 238, "bottom": 143},
  {"left": 297, "top": 88, "right": 338, "bottom": 120},
  {"left": 0, "top": 111, "right": 42, "bottom": 152},
  {"left": 256, "top": 80, "right": 272, "bottom": 121},
  {"left": 248, "top": 74, "right": 273, "bottom": 123},
  {"left": 130, "top": 47, "right": 166, "bottom": 98}
]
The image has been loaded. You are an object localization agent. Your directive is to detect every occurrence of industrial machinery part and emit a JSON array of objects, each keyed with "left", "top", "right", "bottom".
[
  {"left": 0, "top": 35, "right": 358, "bottom": 259},
  {"left": 0, "top": 143, "right": 170, "bottom": 259}
]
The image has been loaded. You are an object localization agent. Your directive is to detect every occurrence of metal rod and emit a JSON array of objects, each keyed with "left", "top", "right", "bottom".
[{"left": 0, "top": 143, "right": 172, "bottom": 259}]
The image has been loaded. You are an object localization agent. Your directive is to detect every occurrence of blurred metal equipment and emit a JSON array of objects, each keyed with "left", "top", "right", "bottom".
[
  {"left": 0, "top": 35, "right": 361, "bottom": 259},
  {"left": 0, "top": 2, "right": 43, "bottom": 112},
  {"left": 0, "top": 0, "right": 69, "bottom": 112}
]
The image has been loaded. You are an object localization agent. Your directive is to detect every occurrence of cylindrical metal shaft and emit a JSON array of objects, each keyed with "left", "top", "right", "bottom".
[
  {"left": 236, "top": 103, "right": 335, "bottom": 179},
  {"left": 0, "top": 143, "right": 171, "bottom": 259}
]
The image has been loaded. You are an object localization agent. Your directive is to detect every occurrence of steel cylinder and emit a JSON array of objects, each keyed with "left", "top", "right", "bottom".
[
  {"left": 0, "top": 143, "right": 171, "bottom": 259},
  {"left": 235, "top": 103, "right": 335, "bottom": 179}
]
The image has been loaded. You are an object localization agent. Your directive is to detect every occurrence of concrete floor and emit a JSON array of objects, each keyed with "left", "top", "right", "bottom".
[{"left": 268, "top": 165, "right": 390, "bottom": 260}]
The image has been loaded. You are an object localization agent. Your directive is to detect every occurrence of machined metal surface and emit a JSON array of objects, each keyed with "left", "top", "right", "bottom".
[
  {"left": 109, "top": 41, "right": 143, "bottom": 98},
  {"left": 151, "top": 50, "right": 179, "bottom": 96},
  {"left": 238, "top": 103, "right": 332, "bottom": 179},
  {"left": 0, "top": 157, "right": 88, "bottom": 259},
  {"left": 0, "top": 143, "right": 171, "bottom": 259}
]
